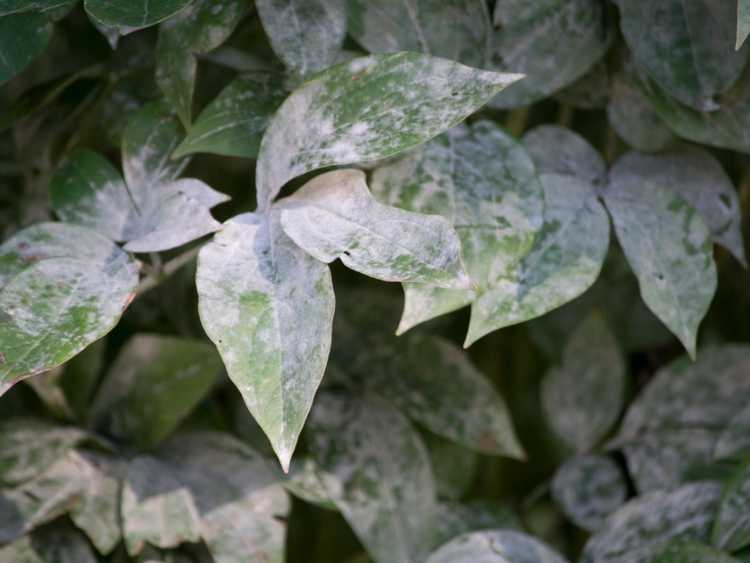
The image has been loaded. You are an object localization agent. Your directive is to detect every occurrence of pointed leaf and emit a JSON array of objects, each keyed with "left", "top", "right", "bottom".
[
  {"left": 713, "top": 459, "right": 750, "bottom": 551},
  {"left": 173, "top": 72, "right": 287, "bottom": 159},
  {"left": 255, "top": 51, "right": 523, "bottom": 209},
  {"left": 0, "top": 223, "right": 139, "bottom": 391},
  {"left": 0, "top": 12, "right": 52, "bottom": 85},
  {"left": 279, "top": 169, "right": 469, "bottom": 288},
  {"left": 426, "top": 530, "right": 569, "bottom": 563},
  {"left": 196, "top": 212, "right": 335, "bottom": 471},
  {"left": 541, "top": 312, "right": 626, "bottom": 452},
  {"left": 84, "top": 0, "right": 192, "bottom": 30},
  {"left": 604, "top": 155, "right": 717, "bottom": 356}
]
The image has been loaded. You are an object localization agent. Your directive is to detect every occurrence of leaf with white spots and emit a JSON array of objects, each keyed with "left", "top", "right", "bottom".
[
  {"left": 90, "top": 334, "right": 221, "bottom": 449},
  {"left": 283, "top": 457, "right": 335, "bottom": 510},
  {"left": 255, "top": 51, "right": 523, "bottom": 209},
  {"left": 307, "top": 392, "right": 437, "bottom": 563},
  {"left": 196, "top": 212, "right": 335, "bottom": 472},
  {"left": 84, "top": 0, "right": 192, "bottom": 32},
  {"left": 466, "top": 173, "right": 610, "bottom": 346},
  {"left": 489, "top": 0, "right": 611, "bottom": 108},
  {"left": 609, "top": 149, "right": 746, "bottom": 266},
  {"left": 257, "top": 0, "right": 346, "bottom": 79},
  {"left": 279, "top": 169, "right": 470, "bottom": 288},
  {"left": 370, "top": 121, "right": 544, "bottom": 334},
  {"left": 173, "top": 72, "right": 287, "bottom": 159},
  {"left": 541, "top": 312, "right": 626, "bottom": 452},
  {"left": 155, "top": 0, "right": 248, "bottom": 126},
  {"left": 715, "top": 404, "right": 750, "bottom": 460},
  {"left": 618, "top": 0, "right": 748, "bottom": 111},
  {"left": 345, "top": 0, "right": 492, "bottom": 68},
  {"left": 581, "top": 482, "right": 722, "bottom": 563},
  {"left": 551, "top": 455, "right": 628, "bottom": 532},
  {"left": 0, "top": 525, "right": 97, "bottom": 563},
  {"left": 612, "top": 345, "right": 750, "bottom": 492},
  {"left": 712, "top": 459, "right": 750, "bottom": 552},
  {"left": 0, "top": 223, "right": 139, "bottom": 392},
  {"left": 426, "top": 529, "right": 569, "bottom": 563},
  {"left": 603, "top": 155, "right": 717, "bottom": 357},
  {"left": 0, "top": 12, "right": 52, "bottom": 85}
]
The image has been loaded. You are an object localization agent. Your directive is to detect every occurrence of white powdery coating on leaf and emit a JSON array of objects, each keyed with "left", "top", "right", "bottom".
[{"left": 425, "top": 529, "right": 568, "bottom": 563}]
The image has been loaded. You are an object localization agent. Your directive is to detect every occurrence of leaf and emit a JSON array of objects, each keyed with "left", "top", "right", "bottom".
[
  {"left": 84, "top": 0, "right": 192, "bottom": 31},
  {"left": 0, "top": 525, "right": 97, "bottom": 563},
  {"left": 0, "top": 0, "right": 75, "bottom": 15},
  {"left": 196, "top": 212, "right": 335, "bottom": 472},
  {"left": 521, "top": 125, "right": 607, "bottom": 188},
  {"left": 608, "top": 149, "right": 746, "bottom": 266},
  {"left": 255, "top": 51, "right": 523, "bottom": 209},
  {"left": 60, "top": 338, "right": 105, "bottom": 420},
  {"left": 489, "top": 0, "right": 611, "bottom": 108},
  {"left": 740, "top": 0, "right": 750, "bottom": 49},
  {"left": 554, "top": 62, "right": 610, "bottom": 109},
  {"left": 541, "top": 312, "right": 626, "bottom": 452},
  {"left": 283, "top": 457, "right": 335, "bottom": 510},
  {"left": 425, "top": 529, "right": 569, "bottom": 563},
  {"left": 715, "top": 404, "right": 750, "bottom": 460},
  {"left": 307, "top": 392, "right": 437, "bottom": 563},
  {"left": 345, "top": 0, "right": 492, "bottom": 68},
  {"left": 581, "top": 482, "right": 722, "bottom": 563},
  {"left": 173, "top": 72, "right": 287, "bottom": 159},
  {"left": 651, "top": 541, "right": 741, "bottom": 563},
  {"left": 433, "top": 500, "right": 523, "bottom": 549},
  {"left": 465, "top": 173, "right": 610, "bottom": 345},
  {"left": 612, "top": 345, "right": 750, "bottom": 492},
  {"left": 618, "top": 0, "right": 748, "bottom": 111},
  {"left": 257, "top": 0, "right": 346, "bottom": 79},
  {"left": 424, "top": 433, "right": 477, "bottom": 501},
  {"left": 551, "top": 455, "right": 627, "bottom": 532},
  {"left": 370, "top": 121, "right": 544, "bottom": 333},
  {"left": 155, "top": 0, "right": 247, "bottom": 126},
  {"left": 0, "top": 223, "right": 139, "bottom": 391},
  {"left": 0, "top": 12, "right": 52, "bottom": 85},
  {"left": 603, "top": 155, "right": 717, "bottom": 357},
  {"left": 278, "top": 168, "right": 470, "bottom": 288},
  {"left": 89, "top": 334, "right": 222, "bottom": 449},
  {"left": 713, "top": 459, "right": 750, "bottom": 551},
  {"left": 607, "top": 74, "right": 675, "bottom": 152}
]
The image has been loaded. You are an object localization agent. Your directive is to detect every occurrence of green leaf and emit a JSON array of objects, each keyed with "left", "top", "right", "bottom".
[
  {"left": 308, "top": 392, "right": 437, "bottom": 563},
  {"left": 173, "top": 72, "right": 287, "bottom": 159},
  {"left": 651, "top": 541, "right": 741, "bottom": 563},
  {"left": 433, "top": 500, "right": 523, "bottom": 549},
  {"left": 424, "top": 433, "right": 477, "bottom": 501},
  {"left": 489, "top": 0, "right": 611, "bottom": 108},
  {"left": 551, "top": 455, "right": 627, "bottom": 532},
  {"left": 713, "top": 459, "right": 750, "bottom": 551},
  {"left": 716, "top": 404, "right": 750, "bottom": 460},
  {"left": 581, "top": 482, "right": 722, "bottom": 563},
  {"left": 0, "top": 0, "right": 75, "bottom": 15},
  {"left": 0, "top": 223, "right": 139, "bottom": 391},
  {"left": 607, "top": 74, "right": 675, "bottom": 152},
  {"left": 196, "top": 212, "right": 335, "bottom": 472},
  {"left": 371, "top": 121, "right": 544, "bottom": 334},
  {"left": 155, "top": 0, "right": 247, "bottom": 126},
  {"left": 255, "top": 52, "right": 523, "bottom": 209},
  {"left": 541, "top": 312, "right": 626, "bottom": 452},
  {"left": 465, "top": 173, "right": 610, "bottom": 346},
  {"left": 603, "top": 155, "right": 717, "bottom": 357},
  {"left": 0, "top": 12, "right": 52, "bottom": 85},
  {"left": 612, "top": 345, "right": 750, "bottom": 492},
  {"left": 608, "top": 149, "right": 746, "bottom": 266},
  {"left": 60, "top": 338, "right": 105, "bottom": 421},
  {"left": 278, "top": 169, "right": 470, "bottom": 288},
  {"left": 345, "top": 0, "right": 492, "bottom": 68},
  {"left": 0, "top": 525, "right": 97, "bottom": 563},
  {"left": 618, "top": 0, "right": 748, "bottom": 111},
  {"left": 426, "top": 529, "right": 569, "bottom": 563},
  {"left": 257, "top": 0, "right": 346, "bottom": 79},
  {"left": 740, "top": 0, "right": 750, "bottom": 49},
  {"left": 84, "top": 0, "right": 192, "bottom": 31},
  {"left": 89, "top": 334, "right": 221, "bottom": 449}
]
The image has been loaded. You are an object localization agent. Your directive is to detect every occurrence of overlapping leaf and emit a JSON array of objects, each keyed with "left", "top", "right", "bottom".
[
  {"left": 426, "top": 529, "right": 569, "bottom": 563},
  {"left": 713, "top": 459, "right": 750, "bottom": 552},
  {"left": 0, "top": 525, "right": 97, "bottom": 563},
  {"left": 84, "top": 0, "right": 192, "bottom": 31},
  {"left": 0, "top": 12, "right": 52, "bottom": 85}
]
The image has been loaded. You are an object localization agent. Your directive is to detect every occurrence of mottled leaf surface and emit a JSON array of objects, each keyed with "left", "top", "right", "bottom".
[
  {"left": 84, "top": 0, "right": 192, "bottom": 30},
  {"left": 308, "top": 393, "right": 437, "bottom": 563},
  {"left": 433, "top": 500, "right": 522, "bottom": 549},
  {"left": 0, "top": 525, "right": 97, "bottom": 563},
  {"left": 0, "top": 12, "right": 52, "bottom": 85},
  {"left": 541, "top": 312, "right": 626, "bottom": 452},
  {"left": 196, "top": 212, "right": 334, "bottom": 471},
  {"left": 740, "top": 0, "right": 750, "bottom": 49},
  {"left": 279, "top": 169, "right": 469, "bottom": 288},
  {"left": 489, "top": 0, "right": 611, "bottom": 108},
  {"left": 283, "top": 457, "right": 335, "bottom": 510},
  {"left": 173, "top": 72, "right": 287, "bottom": 159},
  {"left": 90, "top": 334, "right": 221, "bottom": 449},
  {"left": 255, "top": 52, "right": 523, "bottom": 209},
  {"left": 604, "top": 155, "right": 717, "bottom": 356},
  {"left": 651, "top": 541, "right": 740, "bottom": 563},
  {"left": 551, "top": 455, "right": 627, "bottom": 532},
  {"left": 716, "top": 404, "right": 750, "bottom": 460},
  {"left": 612, "top": 346, "right": 750, "bottom": 492},
  {"left": 713, "top": 460, "right": 750, "bottom": 551},
  {"left": 581, "top": 482, "right": 722, "bottom": 563},
  {"left": 619, "top": 0, "right": 748, "bottom": 111},
  {"left": 0, "top": 223, "right": 138, "bottom": 391},
  {"left": 346, "top": 0, "right": 491, "bottom": 67},
  {"left": 426, "top": 529, "right": 569, "bottom": 563},
  {"left": 257, "top": 0, "right": 346, "bottom": 78}
]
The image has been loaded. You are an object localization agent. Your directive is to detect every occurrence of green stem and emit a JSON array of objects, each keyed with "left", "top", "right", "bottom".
[{"left": 505, "top": 106, "right": 530, "bottom": 137}]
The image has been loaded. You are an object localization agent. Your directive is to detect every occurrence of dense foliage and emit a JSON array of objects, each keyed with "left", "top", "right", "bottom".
[{"left": 2, "top": 0, "right": 750, "bottom": 561}]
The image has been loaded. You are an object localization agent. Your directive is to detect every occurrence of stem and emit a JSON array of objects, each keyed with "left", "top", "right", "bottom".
[
  {"left": 556, "top": 103, "right": 574, "bottom": 128},
  {"left": 135, "top": 246, "right": 201, "bottom": 296},
  {"left": 505, "top": 106, "right": 530, "bottom": 137}
]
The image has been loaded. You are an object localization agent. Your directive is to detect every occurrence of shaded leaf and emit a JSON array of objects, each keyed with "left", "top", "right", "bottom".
[
  {"left": 283, "top": 457, "right": 335, "bottom": 510},
  {"left": 255, "top": 51, "right": 523, "bottom": 209},
  {"left": 0, "top": 12, "right": 52, "bottom": 85},
  {"left": 713, "top": 459, "right": 750, "bottom": 551},
  {"left": 651, "top": 541, "right": 740, "bottom": 563},
  {"left": 0, "top": 525, "right": 97, "bottom": 563},
  {"left": 433, "top": 500, "right": 523, "bottom": 549},
  {"left": 279, "top": 169, "right": 470, "bottom": 288},
  {"left": 554, "top": 62, "right": 610, "bottom": 109},
  {"left": 84, "top": 0, "right": 192, "bottom": 31},
  {"left": 0, "top": 0, "right": 75, "bottom": 15},
  {"left": 0, "top": 223, "right": 138, "bottom": 391},
  {"left": 424, "top": 433, "right": 477, "bottom": 501},
  {"left": 426, "top": 529, "right": 569, "bottom": 563},
  {"left": 196, "top": 212, "right": 335, "bottom": 472},
  {"left": 740, "top": 0, "right": 750, "bottom": 49},
  {"left": 716, "top": 404, "right": 750, "bottom": 460}
]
